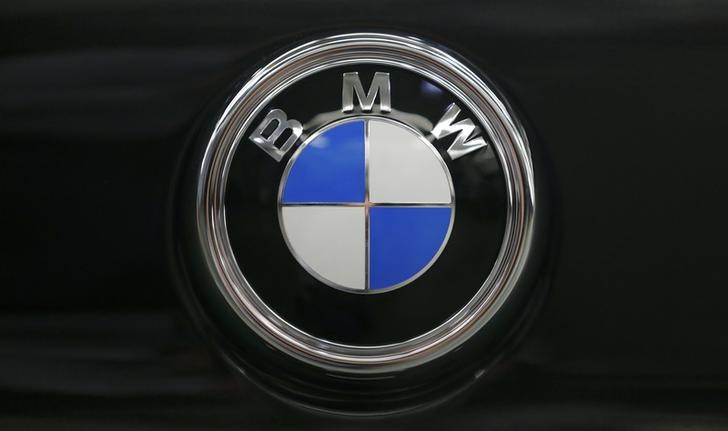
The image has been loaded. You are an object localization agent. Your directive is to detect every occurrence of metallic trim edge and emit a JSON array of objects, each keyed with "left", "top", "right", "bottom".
[{"left": 195, "top": 32, "right": 536, "bottom": 373}]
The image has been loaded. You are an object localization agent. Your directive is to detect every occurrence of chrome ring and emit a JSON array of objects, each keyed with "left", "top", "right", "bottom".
[{"left": 196, "top": 32, "right": 536, "bottom": 373}]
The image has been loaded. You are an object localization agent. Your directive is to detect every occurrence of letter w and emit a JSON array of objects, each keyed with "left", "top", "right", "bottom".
[{"left": 432, "top": 103, "right": 488, "bottom": 160}]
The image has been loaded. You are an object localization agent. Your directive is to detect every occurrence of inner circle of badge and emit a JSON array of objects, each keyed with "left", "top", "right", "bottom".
[
  {"left": 191, "top": 33, "right": 537, "bottom": 375},
  {"left": 278, "top": 117, "right": 455, "bottom": 293}
]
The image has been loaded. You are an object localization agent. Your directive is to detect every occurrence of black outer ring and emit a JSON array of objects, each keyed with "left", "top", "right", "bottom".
[
  {"left": 169, "top": 32, "right": 552, "bottom": 415},
  {"left": 224, "top": 64, "right": 508, "bottom": 346}
]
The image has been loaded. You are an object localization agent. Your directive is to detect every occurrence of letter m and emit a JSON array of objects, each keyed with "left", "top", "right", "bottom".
[{"left": 342, "top": 72, "right": 391, "bottom": 113}]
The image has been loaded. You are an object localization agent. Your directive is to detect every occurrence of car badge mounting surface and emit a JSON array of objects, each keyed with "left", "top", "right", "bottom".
[{"left": 192, "top": 33, "right": 536, "bottom": 375}]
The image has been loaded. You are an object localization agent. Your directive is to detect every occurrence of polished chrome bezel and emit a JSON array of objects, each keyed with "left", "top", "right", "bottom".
[{"left": 196, "top": 32, "right": 536, "bottom": 373}]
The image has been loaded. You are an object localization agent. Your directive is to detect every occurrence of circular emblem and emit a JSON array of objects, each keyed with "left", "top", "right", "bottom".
[
  {"left": 279, "top": 117, "right": 455, "bottom": 293},
  {"left": 184, "top": 32, "right": 538, "bottom": 393}
]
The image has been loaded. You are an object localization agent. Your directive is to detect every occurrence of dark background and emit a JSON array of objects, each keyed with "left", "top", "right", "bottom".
[{"left": 1, "top": 0, "right": 728, "bottom": 429}]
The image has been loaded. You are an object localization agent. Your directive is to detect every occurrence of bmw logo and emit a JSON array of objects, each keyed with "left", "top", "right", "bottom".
[
  {"left": 175, "top": 33, "right": 544, "bottom": 413},
  {"left": 279, "top": 117, "right": 455, "bottom": 293}
]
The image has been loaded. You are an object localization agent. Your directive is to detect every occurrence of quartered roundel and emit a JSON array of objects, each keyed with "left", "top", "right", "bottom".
[
  {"left": 189, "top": 33, "right": 537, "bottom": 385},
  {"left": 279, "top": 118, "right": 454, "bottom": 292}
]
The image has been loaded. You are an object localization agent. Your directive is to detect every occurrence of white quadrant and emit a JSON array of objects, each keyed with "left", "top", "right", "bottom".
[
  {"left": 368, "top": 119, "right": 453, "bottom": 204},
  {"left": 280, "top": 206, "right": 366, "bottom": 290}
]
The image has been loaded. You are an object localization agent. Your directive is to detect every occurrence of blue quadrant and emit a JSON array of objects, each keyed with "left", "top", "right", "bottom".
[
  {"left": 369, "top": 207, "right": 452, "bottom": 290},
  {"left": 282, "top": 120, "right": 365, "bottom": 203}
]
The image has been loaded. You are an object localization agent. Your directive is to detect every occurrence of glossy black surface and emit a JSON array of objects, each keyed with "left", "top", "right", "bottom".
[{"left": 2, "top": 0, "right": 728, "bottom": 428}]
